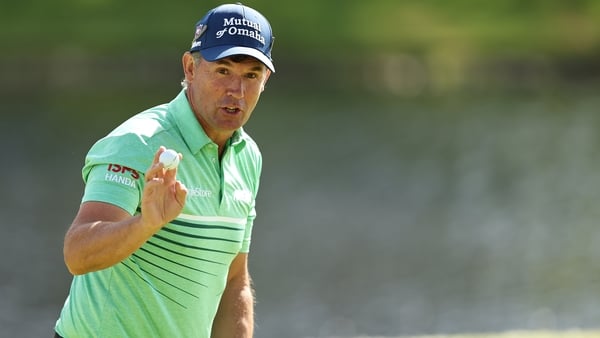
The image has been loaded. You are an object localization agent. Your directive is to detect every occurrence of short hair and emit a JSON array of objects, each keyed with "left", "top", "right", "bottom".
[
  {"left": 181, "top": 52, "right": 203, "bottom": 88},
  {"left": 180, "top": 53, "right": 262, "bottom": 88}
]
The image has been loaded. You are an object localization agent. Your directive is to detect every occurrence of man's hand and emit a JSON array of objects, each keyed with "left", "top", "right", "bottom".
[{"left": 140, "top": 147, "right": 188, "bottom": 231}]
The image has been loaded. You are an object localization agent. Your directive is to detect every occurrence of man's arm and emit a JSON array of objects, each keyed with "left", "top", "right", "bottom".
[
  {"left": 63, "top": 147, "right": 187, "bottom": 275},
  {"left": 211, "top": 253, "right": 255, "bottom": 338}
]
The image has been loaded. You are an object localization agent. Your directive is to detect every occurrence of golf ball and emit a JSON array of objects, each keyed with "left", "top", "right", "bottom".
[{"left": 159, "top": 149, "right": 180, "bottom": 170}]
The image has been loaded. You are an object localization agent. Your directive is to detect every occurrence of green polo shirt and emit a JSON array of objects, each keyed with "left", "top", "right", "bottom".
[{"left": 55, "top": 90, "right": 262, "bottom": 338}]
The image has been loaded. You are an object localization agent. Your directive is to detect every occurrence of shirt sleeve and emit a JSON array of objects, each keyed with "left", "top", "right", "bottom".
[
  {"left": 239, "top": 152, "right": 261, "bottom": 253},
  {"left": 81, "top": 163, "right": 144, "bottom": 215},
  {"left": 239, "top": 202, "right": 256, "bottom": 253}
]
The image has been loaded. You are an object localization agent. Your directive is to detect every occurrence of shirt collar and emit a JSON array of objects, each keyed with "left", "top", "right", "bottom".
[{"left": 169, "top": 89, "right": 246, "bottom": 154}]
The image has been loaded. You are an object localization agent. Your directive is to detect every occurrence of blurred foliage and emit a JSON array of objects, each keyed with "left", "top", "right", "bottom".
[
  {"left": 1, "top": 0, "right": 599, "bottom": 99},
  {"left": 2, "top": 0, "right": 599, "bottom": 58}
]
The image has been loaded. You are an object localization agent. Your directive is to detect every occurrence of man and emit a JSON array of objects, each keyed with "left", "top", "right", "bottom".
[{"left": 54, "top": 3, "right": 274, "bottom": 337}]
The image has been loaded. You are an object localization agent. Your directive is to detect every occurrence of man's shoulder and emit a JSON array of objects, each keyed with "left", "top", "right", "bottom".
[
  {"left": 236, "top": 129, "right": 262, "bottom": 158},
  {"left": 97, "top": 103, "right": 176, "bottom": 153},
  {"left": 230, "top": 130, "right": 262, "bottom": 177},
  {"left": 85, "top": 103, "right": 174, "bottom": 173},
  {"left": 111, "top": 103, "right": 171, "bottom": 138}
]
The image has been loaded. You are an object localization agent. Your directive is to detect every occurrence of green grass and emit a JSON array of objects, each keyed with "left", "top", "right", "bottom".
[
  {"left": 322, "top": 331, "right": 600, "bottom": 338},
  {"left": 405, "top": 331, "right": 600, "bottom": 338}
]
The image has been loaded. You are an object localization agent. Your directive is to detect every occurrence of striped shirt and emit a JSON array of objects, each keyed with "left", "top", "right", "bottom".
[{"left": 55, "top": 90, "right": 262, "bottom": 337}]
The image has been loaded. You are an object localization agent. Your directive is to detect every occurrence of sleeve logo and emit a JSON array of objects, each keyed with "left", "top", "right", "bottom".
[{"left": 104, "top": 164, "right": 140, "bottom": 188}]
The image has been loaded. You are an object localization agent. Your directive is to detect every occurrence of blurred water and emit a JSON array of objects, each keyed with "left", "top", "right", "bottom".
[{"left": 3, "top": 91, "right": 600, "bottom": 337}]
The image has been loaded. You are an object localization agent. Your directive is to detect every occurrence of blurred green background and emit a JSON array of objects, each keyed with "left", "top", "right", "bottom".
[{"left": 2, "top": 0, "right": 600, "bottom": 337}]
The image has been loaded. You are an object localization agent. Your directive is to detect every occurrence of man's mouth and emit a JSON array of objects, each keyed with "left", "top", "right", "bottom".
[{"left": 222, "top": 106, "right": 242, "bottom": 114}]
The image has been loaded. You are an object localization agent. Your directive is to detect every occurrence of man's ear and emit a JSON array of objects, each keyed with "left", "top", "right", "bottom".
[
  {"left": 261, "top": 70, "right": 272, "bottom": 92},
  {"left": 182, "top": 52, "right": 196, "bottom": 82}
]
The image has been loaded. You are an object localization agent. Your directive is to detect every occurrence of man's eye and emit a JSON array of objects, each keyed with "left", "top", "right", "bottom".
[
  {"left": 246, "top": 73, "right": 258, "bottom": 79},
  {"left": 217, "top": 68, "right": 229, "bottom": 75}
]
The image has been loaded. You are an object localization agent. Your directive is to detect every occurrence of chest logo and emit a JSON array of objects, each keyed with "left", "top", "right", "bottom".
[
  {"left": 187, "top": 187, "right": 213, "bottom": 198},
  {"left": 233, "top": 189, "right": 252, "bottom": 204}
]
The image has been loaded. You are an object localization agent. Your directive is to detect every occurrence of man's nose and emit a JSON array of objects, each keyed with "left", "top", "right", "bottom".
[{"left": 226, "top": 76, "right": 244, "bottom": 98}]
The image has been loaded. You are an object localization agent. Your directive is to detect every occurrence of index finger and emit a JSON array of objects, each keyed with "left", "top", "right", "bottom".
[
  {"left": 152, "top": 146, "right": 167, "bottom": 165},
  {"left": 144, "top": 146, "right": 167, "bottom": 181}
]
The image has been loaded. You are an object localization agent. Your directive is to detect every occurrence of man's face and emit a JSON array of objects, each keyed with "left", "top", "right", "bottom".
[{"left": 183, "top": 53, "right": 271, "bottom": 142}]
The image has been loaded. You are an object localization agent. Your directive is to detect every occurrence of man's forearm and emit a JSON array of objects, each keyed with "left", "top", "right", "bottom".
[
  {"left": 63, "top": 213, "right": 159, "bottom": 275},
  {"left": 211, "top": 282, "right": 255, "bottom": 338}
]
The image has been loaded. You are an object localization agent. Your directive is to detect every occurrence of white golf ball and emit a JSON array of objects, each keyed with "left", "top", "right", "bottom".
[{"left": 159, "top": 149, "right": 180, "bottom": 170}]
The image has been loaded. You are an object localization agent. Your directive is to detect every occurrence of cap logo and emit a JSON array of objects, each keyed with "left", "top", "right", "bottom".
[
  {"left": 191, "top": 24, "right": 207, "bottom": 49},
  {"left": 216, "top": 17, "right": 266, "bottom": 46},
  {"left": 194, "top": 24, "right": 207, "bottom": 40}
]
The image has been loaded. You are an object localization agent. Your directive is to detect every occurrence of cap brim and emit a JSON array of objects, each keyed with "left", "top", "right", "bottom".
[{"left": 200, "top": 46, "right": 275, "bottom": 73}]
